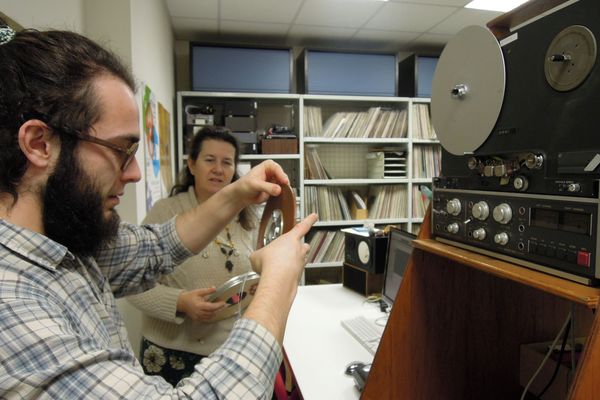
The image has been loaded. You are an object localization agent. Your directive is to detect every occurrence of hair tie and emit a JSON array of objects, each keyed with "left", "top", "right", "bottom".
[{"left": 0, "top": 26, "right": 15, "bottom": 45}]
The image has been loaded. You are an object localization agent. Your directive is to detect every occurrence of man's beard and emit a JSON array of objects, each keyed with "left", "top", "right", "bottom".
[{"left": 42, "top": 146, "right": 120, "bottom": 257}]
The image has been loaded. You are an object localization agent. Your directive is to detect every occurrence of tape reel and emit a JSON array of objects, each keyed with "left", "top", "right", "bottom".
[
  {"left": 256, "top": 184, "right": 296, "bottom": 249},
  {"left": 205, "top": 272, "right": 260, "bottom": 322},
  {"left": 205, "top": 184, "right": 296, "bottom": 322},
  {"left": 431, "top": 25, "right": 506, "bottom": 156}
]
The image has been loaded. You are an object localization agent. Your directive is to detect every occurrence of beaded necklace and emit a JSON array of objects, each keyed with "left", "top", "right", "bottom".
[{"left": 202, "top": 226, "right": 239, "bottom": 272}]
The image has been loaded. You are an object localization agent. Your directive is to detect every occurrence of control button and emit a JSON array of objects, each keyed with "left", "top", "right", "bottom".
[
  {"left": 556, "top": 248, "right": 567, "bottom": 260},
  {"left": 567, "top": 250, "right": 578, "bottom": 263},
  {"left": 568, "top": 183, "right": 581, "bottom": 193},
  {"left": 446, "top": 199, "right": 462, "bottom": 216},
  {"left": 472, "top": 201, "right": 490, "bottom": 221},
  {"left": 473, "top": 228, "right": 486, "bottom": 241},
  {"left": 528, "top": 241, "right": 538, "bottom": 254},
  {"left": 537, "top": 243, "right": 547, "bottom": 256},
  {"left": 546, "top": 246, "right": 556, "bottom": 258},
  {"left": 494, "top": 232, "right": 509, "bottom": 246},
  {"left": 513, "top": 175, "right": 529, "bottom": 192},
  {"left": 577, "top": 251, "right": 591, "bottom": 267},
  {"left": 518, "top": 207, "right": 526, "bottom": 215},
  {"left": 446, "top": 223, "right": 459, "bottom": 234},
  {"left": 493, "top": 203, "right": 513, "bottom": 224}
]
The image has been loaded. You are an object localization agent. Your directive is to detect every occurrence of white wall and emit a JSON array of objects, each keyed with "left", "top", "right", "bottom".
[
  {"left": 1, "top": 0, "right": 176, "bottom": 358},
  {"left": 122, "top": 0, "right": 176, "bottom": 359},
  {"left": 0, "top": 0, "right": 84, "bottom": 31}
]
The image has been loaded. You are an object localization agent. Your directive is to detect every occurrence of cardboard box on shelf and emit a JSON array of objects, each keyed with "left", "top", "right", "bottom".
[{"left": 261, "top": 137, "right": 298, "bottom": 154}]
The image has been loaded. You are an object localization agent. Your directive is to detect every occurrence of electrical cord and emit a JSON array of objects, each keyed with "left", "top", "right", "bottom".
[
  {"left": 520, "top": 311, "right": 572, "bottom": 400},
  {"left": 535, "top": 319, "right": 571, "bottom": 399}
]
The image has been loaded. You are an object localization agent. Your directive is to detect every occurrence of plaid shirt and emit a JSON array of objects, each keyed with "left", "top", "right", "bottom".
[{"left": 0, "top": 219, "right": 281, "bottom": 399}]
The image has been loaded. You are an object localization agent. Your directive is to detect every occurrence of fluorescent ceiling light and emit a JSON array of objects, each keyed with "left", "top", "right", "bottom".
[{"left": 465, "top": 0, "right": 530, "bottom": 12}]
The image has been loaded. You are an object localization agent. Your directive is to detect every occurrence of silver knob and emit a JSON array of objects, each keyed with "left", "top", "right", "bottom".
[
  {"left": 525, "top": 153, "right": 543, "bottom": 170},
  {"left": 494, "top": 232, "right": 509, "bottom": 246},
  {"left": 473, "top": 228, "right": 486, "bottom": 240},
  {"left": 513, "top": 175, "right": 529, "bottom": 192},
  {"left": 493, "top": 203, "right": 513, "bottom": 224},
  {"left": 451, "top": 83, "right": 468, "bottom": 98},
  {"left": 467, "top": 157, "right": 480, "bottom": 170},
  {"left": 567, "top": 183, "right": 581, "bottom": 193},
  {"left": 471, "top": 201, "right": 489, "bottom": 221},
  {"left": 446, "top": 223, "right": 459, "bottom": 234},
  {"left": 446, "top": 199, "right": 462, "bottom": 216}
]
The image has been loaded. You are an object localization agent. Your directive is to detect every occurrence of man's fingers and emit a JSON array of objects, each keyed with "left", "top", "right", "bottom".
[
  {"left": 262, "top": 160, "right": 290, "bottom": 186},
  {"left": 292, "top": 213, "right": 318, "bottom": 238},
  {"left": 255, "top": 180, "right": 282, "bottom": 197}
]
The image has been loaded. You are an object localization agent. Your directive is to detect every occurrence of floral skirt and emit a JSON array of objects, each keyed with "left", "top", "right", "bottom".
[{"left": 140, "top": 337, "right": 206, "bottom": 387}]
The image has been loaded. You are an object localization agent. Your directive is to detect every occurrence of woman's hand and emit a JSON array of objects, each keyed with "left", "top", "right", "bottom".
[{"left": 176, "top": 287, "right": 226, "bottom": 321}]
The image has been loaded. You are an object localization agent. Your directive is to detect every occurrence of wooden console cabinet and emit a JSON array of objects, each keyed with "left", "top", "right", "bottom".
[{"left": 362, "top": 209, "right": 600, "bottom": 399}]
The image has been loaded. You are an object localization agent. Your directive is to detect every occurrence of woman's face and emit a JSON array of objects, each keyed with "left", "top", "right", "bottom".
[{"left": 188, "top": 139, "right": 237, "bottom": 201}]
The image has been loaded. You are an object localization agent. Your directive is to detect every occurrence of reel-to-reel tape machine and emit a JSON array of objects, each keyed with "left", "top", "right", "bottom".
[{"left": 430, "top": 0, "right": 600, "bottom": 285}]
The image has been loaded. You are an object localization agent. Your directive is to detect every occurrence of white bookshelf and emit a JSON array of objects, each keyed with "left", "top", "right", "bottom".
[{"left": 176, "top": 92, "right": 439, "bottom": 285}]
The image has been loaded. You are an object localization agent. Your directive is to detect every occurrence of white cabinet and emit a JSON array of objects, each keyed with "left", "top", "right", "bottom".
[{"left": 176, "top": 92, "right": 440, "bottom": 285}]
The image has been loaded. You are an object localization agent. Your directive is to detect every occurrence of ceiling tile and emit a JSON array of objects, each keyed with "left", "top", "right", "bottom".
[
  {"left": 366, "top": 2, "right": 457, "bottom": 31},
  {"left": 353, "top": 29, "right": 420, "bottom": 43},
  {"left": 221, "top": 0, "right": 303, "bottom": 24},
  {"left": 220, "top": 20, "right": 291, "bottom": 36},
  {"left": 289, "top": 24, "right": 356, "bottom": 39},
  {"left": 171, "top": 17, "right": 218, "bottom": 36},
  {"left": 412, "top": 32, "right": 454, "bottom": 47},
  {"left": 295, "top": 0, "right": 383, "bottom": 28},
  {"left": 429, "top": 8, "right": 501, "bottom": 34},
  {"left": 166, "top": 0, "right": 218, "bottom": 19},
  {"left": 389, "top": 0, "right": 471, "bottom": 6}
]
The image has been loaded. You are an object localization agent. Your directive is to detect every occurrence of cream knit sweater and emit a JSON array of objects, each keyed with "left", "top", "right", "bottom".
[{"left": 127, "top": 187, "right": 257, "bottom": 356}]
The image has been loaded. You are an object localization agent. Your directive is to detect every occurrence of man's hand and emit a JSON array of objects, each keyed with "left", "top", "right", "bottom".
[
  {"left": 230, "top": 159, "right": 290, "bottom": 207},
  {"left": 245, "top": 213, "right": 318, "bottom": 344},
  {"left": 176, "top": 160, "right": 290, "bottom": 254},
  {"left": 177, "top": 287, "right": 226, "bottom": 321}
]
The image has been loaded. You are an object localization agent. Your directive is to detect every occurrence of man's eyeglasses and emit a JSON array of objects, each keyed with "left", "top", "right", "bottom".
[{"left": 64, "top": 129, "right": 139, "bottom": 171}]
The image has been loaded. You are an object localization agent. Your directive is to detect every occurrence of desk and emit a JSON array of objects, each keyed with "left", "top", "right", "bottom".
[{"left": 283, "top": 284, "right": 386, "bottom": 400}]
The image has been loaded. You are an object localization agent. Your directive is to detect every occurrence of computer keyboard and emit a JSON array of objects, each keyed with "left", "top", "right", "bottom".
[{"left": 340, "top": 315, "right": 383, "bottom": 355}]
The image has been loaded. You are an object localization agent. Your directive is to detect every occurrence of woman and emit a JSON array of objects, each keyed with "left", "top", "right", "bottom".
[{"left": 128, "top": 126, "right": 258, "bottom": 386}]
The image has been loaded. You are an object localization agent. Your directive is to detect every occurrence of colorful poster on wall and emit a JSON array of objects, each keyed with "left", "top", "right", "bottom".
[
  {"left": 142, "top": 84, "right": 164, "bottom": 212},
  {"left": 157, "top": 102, "right": 174, "bottom": 194}
]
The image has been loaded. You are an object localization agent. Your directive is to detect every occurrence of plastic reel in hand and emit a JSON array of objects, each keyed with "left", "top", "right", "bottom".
[
  {"left": 256, "top": 183, "right": 296, "bottom": 249},
  {"left": 205, "top": 184, "right": 296, "bottom": 322},
  {"left": 204, "top": 271, "right": 260, "bottom": 322}
]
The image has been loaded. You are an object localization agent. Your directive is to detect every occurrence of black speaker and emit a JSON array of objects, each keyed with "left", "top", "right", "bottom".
[{"left": 344, "top": 231, "right": 388, "bottom": 274}]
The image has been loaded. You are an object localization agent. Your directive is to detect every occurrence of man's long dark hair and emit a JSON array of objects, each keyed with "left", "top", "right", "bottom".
[
  {"left": 0, "top": 29, "right": 135, "bottom": 204},
  {"left": 171, "top": 126, "right": 253, "bottom": 231}
]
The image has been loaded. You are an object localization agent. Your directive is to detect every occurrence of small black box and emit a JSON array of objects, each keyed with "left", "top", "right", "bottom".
[
  {"left": 344, "top": 230, "right": 388, "bottom": 274},
  {"left": 224, "top": 100, "right": 256, "bottom": 117},
  {"left": 343, "top": 263, "right": 384, "bottom": 297},
  {"left": 225, "top": 116, "right": 256, "bottom": 132}
]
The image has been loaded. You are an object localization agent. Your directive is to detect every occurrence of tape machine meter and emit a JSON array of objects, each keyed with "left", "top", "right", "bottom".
[{"left": 430, "top": 0, "right": 600, "bottom": 285}]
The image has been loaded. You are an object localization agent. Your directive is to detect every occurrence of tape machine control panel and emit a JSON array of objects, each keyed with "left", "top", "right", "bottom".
[
  {"left": 429, "top": 0, "right": 600, "bottom": 285},
  {"left": 432, "top": 186, "right": 599, "bottom": 284}
]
